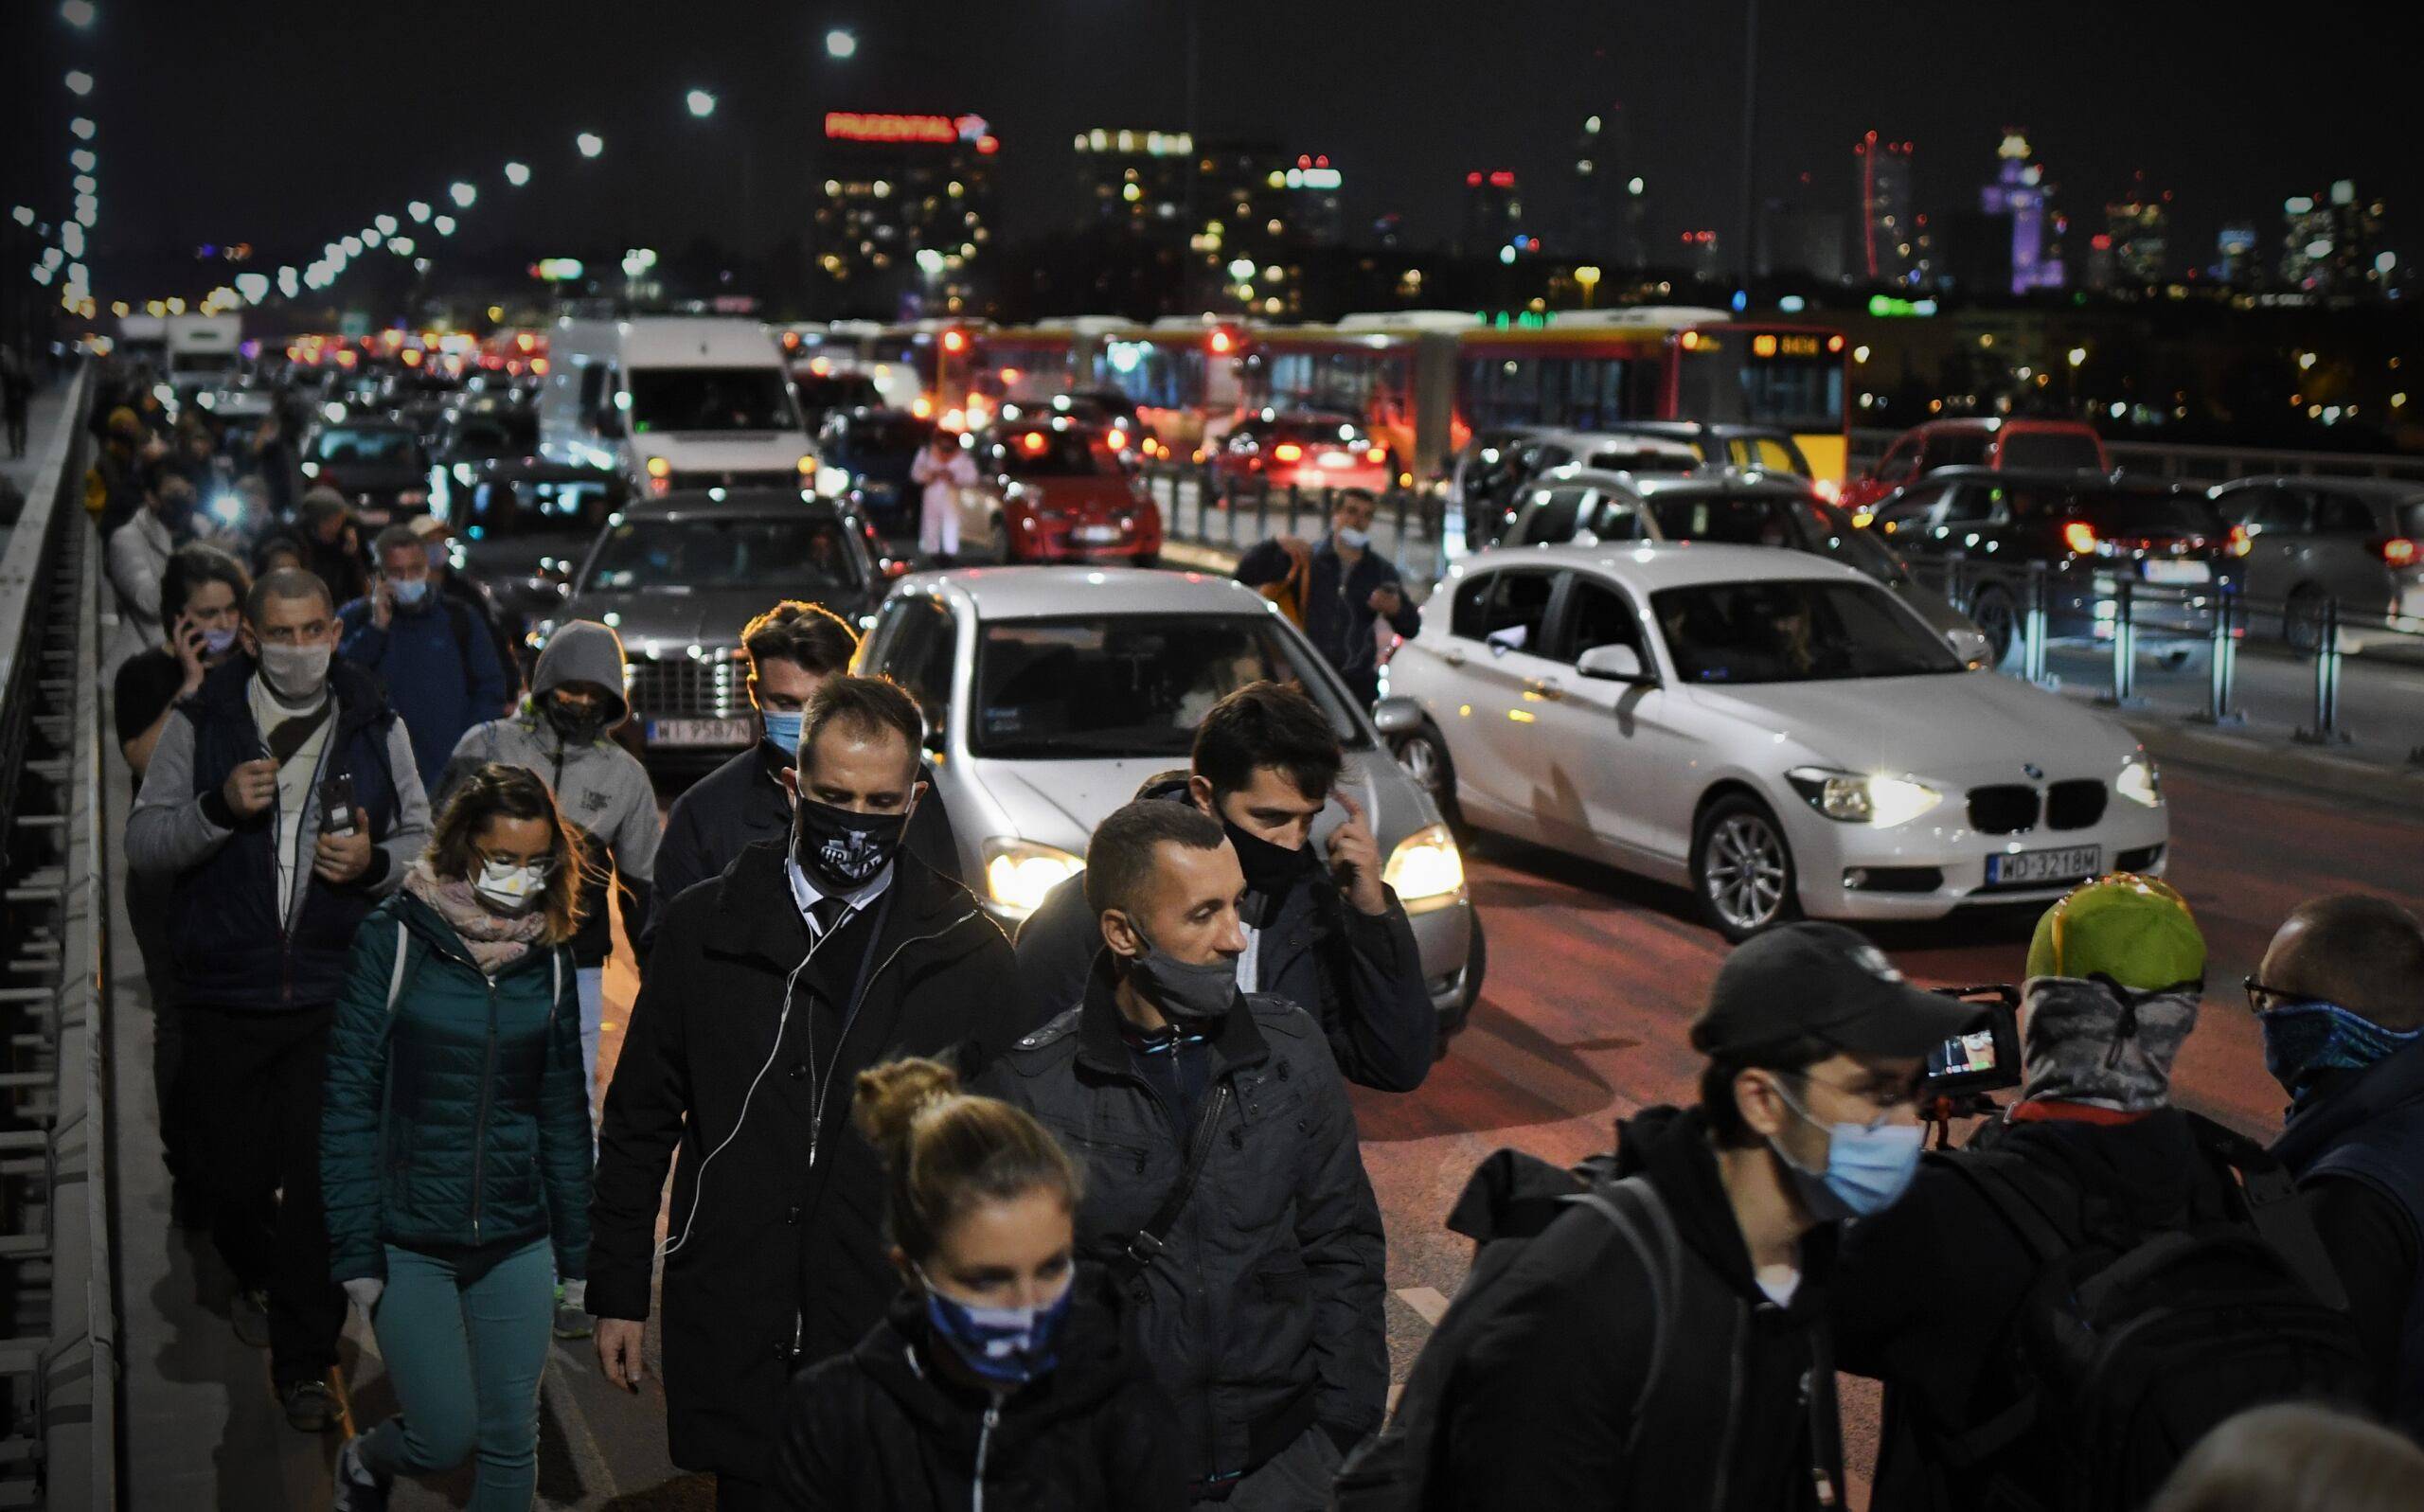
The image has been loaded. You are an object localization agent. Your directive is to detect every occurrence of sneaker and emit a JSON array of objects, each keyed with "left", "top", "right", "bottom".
[
  {"left": 232, "top": 1288, "right": 273, "bottom": 1349},
  {"left": 331, "top": 1434, "right": 391, "bottom": 1512},
  {"left": 552, "top": 1283, "right": 592, "bottom": 1341},
  {"left": 281, "top": 1378, "right": 339, "bottom": 1434}
]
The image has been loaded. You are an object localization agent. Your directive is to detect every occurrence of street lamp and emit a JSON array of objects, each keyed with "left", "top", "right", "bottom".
[
  {"left": 449, "top": 181, "right": 476, "bottom": 208},
  {"left": 70, "top": 116, "right": 95, "bottom": 140},
  {"left": 64, "top": 69, "right": 94, "bottom": 96},
  {"left": 686, "top": 89, "right": 717, "bottom": 119},
  {"left": 1575, "top": 264, "right": 1603, "bottom": 308},
  {"left": 61, "top": 1, "right": 97, "bottom": 27},
  {"left": 505, "top": 161, "right": 531, "bottom": 187},
  {"left": 577, "top": 132, "right": 604, "bottom": 159},
  {"left": 407, "top": 200, "right": 431, "bottom": 222},
  {"left": 824, "top": 27, "right": 857, "bottom": 60}
]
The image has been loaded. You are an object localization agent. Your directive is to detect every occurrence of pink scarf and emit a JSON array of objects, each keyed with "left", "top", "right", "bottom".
[{"left": 403, "top": 861, "right": 548, "bottom": 975}]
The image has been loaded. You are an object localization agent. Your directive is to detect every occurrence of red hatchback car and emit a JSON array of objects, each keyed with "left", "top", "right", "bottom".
[
  {"left": 1841, "top": 418, "right": 2111, "bottom": 522},
  {"left": 980, "top": 422, "right": 1165, "bottom": 566},
  {"left": 1211, "top": 411, "right": 1396, "bottom": 505}
]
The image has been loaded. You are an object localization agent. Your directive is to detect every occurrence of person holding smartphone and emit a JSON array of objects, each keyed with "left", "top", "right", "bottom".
[
  {"left": 1233, "top": 490, "right": 1419, "bottom": 706},
  {"left": 115, "top": 543, "right": 255, "bottom": 1228}
]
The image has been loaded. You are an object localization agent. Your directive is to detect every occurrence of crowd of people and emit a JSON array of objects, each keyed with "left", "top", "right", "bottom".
[{"left": 85, "top": 361, "right": 2424, "bottom": 1512}]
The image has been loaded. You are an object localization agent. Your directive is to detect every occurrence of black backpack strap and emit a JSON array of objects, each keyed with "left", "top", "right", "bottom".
[
  {"left": 1111, "top": 1081, "right": 1234, "bottom": 1280},
  {"left": 2183, "top": 1111, "right": 2351, "bottom": 1311},
  {"left": 1567, "top": 1179, "right": 1682, "bottom": 1455},
  {"left": 1925, "top": 1151, "right": 2077, "bottom": 1470}
]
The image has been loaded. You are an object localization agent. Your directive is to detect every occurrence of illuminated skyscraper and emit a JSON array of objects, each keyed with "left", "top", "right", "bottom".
[
  {"left": 1855, "top": 133, "right": 1919, "bottom": 285},
  {"left": 2212, "top": 224, "right": 2258, "bottom": 286},
  {"left": 2280, "top": 181, "right": 2391, "bottom": 294},
  {"left": 1570, "top": 108, "right": 1643, "bottom": 265},
  {"left": 1978, "top": 130, "right": 2065, "bottom": 293},
  {"left": 1462, "top": 169, "right": 1523, "bottom": 258},
  {"left": 2103, "top": 171, "right": 2169, "bottom": 284}
]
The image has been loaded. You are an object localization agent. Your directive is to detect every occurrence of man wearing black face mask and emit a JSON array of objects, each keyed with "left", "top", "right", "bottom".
[
  {"left": 1015, "top": 681, "right": 1434, "bottom": 1092},
  {"left": 590, "top": 675, "right": 1024, "bottom": 1512},
  {"left": 438, "top": 620, "right": 661, "bottom": 1113},
  {"left": 982, "top": 799, "right": 1385, "bottom": 1510}
]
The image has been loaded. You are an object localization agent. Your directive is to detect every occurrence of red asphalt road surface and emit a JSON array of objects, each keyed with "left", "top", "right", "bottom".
[{"left": 591, "top": 762, "right": 2422, "bottom": 1506}]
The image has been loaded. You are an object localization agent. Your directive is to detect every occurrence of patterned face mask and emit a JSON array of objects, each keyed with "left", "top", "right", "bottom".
[{"left": 2259, "top": 1000, "right": 2424, "bottom": 1108}]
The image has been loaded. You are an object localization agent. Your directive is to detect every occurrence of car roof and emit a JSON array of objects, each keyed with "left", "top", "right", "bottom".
[
  {"left": 899, "top": 564, "right": 1275, "bottom": 620},
  {"left": 618, "top": 488, "right": 835, "bottom": 519},
  {"left": 1532, "top": 427, "right": 1702, "bottom": 454},
  {"left": 1450, "top": 540, "right": 1873, "bottom": 593},
  {"left": 1531, "top": 464, "right": 1815, "bottom": 501},
  {"left": 2219, "top": 474, "right": 2424, "bottom": 502},
  {"left": 1907, "top": 465, "right": 2182, "bottom": 489}
]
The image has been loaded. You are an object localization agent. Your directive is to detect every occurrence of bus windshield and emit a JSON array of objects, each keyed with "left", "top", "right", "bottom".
[{"left": 627, "top": 367, "right": 801, "bottom": 434}]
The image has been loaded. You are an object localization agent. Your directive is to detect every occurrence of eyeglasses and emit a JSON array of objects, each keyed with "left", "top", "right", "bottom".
[
  {"left": 478, "top": 853, "right": 557, "bottom": 877},
  {"left": 2244, "top": 976, "right": 2314, "bottom": 1015}
]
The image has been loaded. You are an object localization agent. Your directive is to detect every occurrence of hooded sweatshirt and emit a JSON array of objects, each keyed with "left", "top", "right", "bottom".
[{"left": 437, "top": 620, "right": 659, "bottom": 968}]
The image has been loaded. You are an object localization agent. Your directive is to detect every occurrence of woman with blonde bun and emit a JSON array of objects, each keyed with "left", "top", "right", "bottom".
[{"left": 772, "top": 1057, "right": 1185, "bottom": 1512}]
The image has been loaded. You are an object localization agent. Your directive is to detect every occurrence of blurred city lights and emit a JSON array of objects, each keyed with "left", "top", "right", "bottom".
[
  {"left": 825, "top": 27, "right": 857, "bottom": 60},
  {"left": 686, "top": 89, "right": 718, "bottom": 119},
  {"left": 374, "top": 214, "right": 398, "bottom": 235},
  {"left": 61, "top": 2, "right": 98, "bottom": 27},
  {"left": 577, "top": 132, "right": 604, "bottom": 158},
  {"left": 70, "top": 116, "right": 95, "bottom": 140},
  {"left": 448, "top": 181, "right": 476, "bottom": 208},
  {"left": 9, "top": 207, "right": 31, "bottom": 227},
  {"left": 505, "top": 161, "right": 531, "bottom": 187},
  {"left": 70, "top": 149, "right": 96, "bottom": 171},
  {"left": 64, "top": 70, "right": 94, "bottom": 96},
  {"left": 407, "top": 201, "right": 431, "bottom": 222},
  {"left": 433, "top": 215, "right": 456, "bottom": 236}
]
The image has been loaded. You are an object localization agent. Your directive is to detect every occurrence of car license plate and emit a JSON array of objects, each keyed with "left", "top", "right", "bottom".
[
  {"left": 1318, "top": 452, "right": 1355, "bottom": 469},
  {"left": 1987, "top": 845, "right": 2101, "bottom": 885},
  {"left": 1075, "top": 525, "right": 1122, "bottom": 543},
  {"left": 2141, "top": 560, "right": 2210, "bottom": 585},
  {"left": 648, "top": 718, "right": 753, "bottom": 748}
]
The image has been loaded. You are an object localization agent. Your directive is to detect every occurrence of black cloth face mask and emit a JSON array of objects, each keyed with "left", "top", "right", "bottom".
[{"left": 792, "top": 793, "right": 910, "bottom": 892}]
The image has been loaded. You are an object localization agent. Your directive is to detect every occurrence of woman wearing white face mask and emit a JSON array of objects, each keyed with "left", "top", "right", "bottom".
[
  {"left": 773, "top": 1058, "right": 1186, "bottom": 1512},
  {"left": 319, "top": 763, "right": 593, "bottom": 1511}
]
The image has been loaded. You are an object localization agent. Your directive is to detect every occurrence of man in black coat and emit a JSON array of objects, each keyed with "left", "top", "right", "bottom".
[
  {"left": 588, "top": 675, "right": 1025, "bottom": 1511},
  {"left": 1427, "top": 925, "right": 1970, "bottom": 1510},
  {"left": 643, "top": 600, "right": 959, "bottom": 962},
  {"left": 1233, "top": 490, "right": 1420, "bottom": 705},
  {"left": 982, "top": 800, "right": 1386, "bottom": 1509},
  {"left": 1014, "top": 682, "right": 1433, "bottom": 1092}
]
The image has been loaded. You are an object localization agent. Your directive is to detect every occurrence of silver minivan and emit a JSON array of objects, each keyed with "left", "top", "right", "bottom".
[
  {"left": 856, "top": 566, "right": 1484, "bottom": 1030},
  {"left": 2208, "top": 476, "right": 2424, "bottom": 648}
]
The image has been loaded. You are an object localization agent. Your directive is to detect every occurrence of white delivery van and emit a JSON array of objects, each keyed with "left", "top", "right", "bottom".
[
  {"left": 540, "top": 316, "right": 817, "bottom": 496},
  {"left": 164, "top": 314, "right": 244, "bottom": 400}
]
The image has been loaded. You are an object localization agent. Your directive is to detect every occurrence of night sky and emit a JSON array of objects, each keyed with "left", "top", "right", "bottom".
[{"left": 6, "top": 1, "right": 2420, "bottom": 289}]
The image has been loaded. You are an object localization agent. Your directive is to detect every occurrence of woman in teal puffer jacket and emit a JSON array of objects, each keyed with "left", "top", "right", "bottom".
[{"left": 320, "top": 762, "right": 593, "bottom": 1511}]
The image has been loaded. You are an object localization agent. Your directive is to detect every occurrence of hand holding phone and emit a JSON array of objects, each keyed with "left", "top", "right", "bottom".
[{"left": 319, "top": 773, "right": 358, "bottom": 838}]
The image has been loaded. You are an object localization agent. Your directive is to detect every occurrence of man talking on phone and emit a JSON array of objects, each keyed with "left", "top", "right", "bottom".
[
  {"left": 1016, "top": 682, "right": 1435, "bottom": 1092},
  {"left": 127, "top": 566, "right": 431, "bottom": 1434},
  {"left": 1234, "top": 490, "right": 1420, "bottom": 705}
]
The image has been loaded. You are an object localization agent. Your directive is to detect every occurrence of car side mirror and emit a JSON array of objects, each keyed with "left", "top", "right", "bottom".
[
  {"left": 1371, "top": 696, "right": 1422, "bottom": 737},
  {"left": 1577, "top": 644, "right": 1653, "bottom": 684},
  {"left": 1946, "top": 627, "right": 1993, "bottom": 668}
]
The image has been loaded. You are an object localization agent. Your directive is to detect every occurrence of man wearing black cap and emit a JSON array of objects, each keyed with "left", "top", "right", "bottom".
[{"left": 1423, "top": 923, "right": 1970, "bottom": 1510}]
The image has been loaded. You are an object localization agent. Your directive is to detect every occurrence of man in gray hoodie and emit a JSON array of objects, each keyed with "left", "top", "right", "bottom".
[{"left": 437, "top": 620, "right": 661, "bottom": 1109}]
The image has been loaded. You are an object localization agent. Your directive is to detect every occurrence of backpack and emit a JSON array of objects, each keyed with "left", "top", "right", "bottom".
[
  {"left": 1338, "top": 1153, "right": 1677, "bottom": 1502},
  {"left": 1933, "top": 1112, "right": 2371, "bottom": 1512}
]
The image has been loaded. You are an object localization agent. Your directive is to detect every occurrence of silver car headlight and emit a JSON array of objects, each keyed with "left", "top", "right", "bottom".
[
  {"left": 982, "top": 838, "right": 1084, "bottom": 920},
  {"left": 1382, "top": 824, "right": 1467, "bottom": 914},
  {"left": 1786, "top": 768, "right": 1942, "bottom": 827},
  {"left": 2116, "top": 756, "right": 2163, "bottom": 808}
]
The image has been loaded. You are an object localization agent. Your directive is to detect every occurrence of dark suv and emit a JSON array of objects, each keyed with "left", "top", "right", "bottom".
[{"left": 1866, "top": 467, "right": 2241, "bottom": 664}]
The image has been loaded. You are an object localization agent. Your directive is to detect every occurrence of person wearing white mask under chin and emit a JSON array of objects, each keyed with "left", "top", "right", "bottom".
[
  {"left": 127, "top": 565, "right": 433, "bottom": 1434},
  {"left": 319, "top": 763, "right": 593, "bottom": 1512}
]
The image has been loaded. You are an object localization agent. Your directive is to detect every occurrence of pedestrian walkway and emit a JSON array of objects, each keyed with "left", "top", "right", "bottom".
[{"left": 1, "top": 380, "right": 75, "bottom": 552}]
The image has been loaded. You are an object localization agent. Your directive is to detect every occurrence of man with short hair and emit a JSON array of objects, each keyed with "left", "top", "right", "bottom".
[
  {"left": 1235, "top": 492, "right": 1420, "bottom": 703},
  {"left": 126, "top": 567, "right": 431, "bottom": 1432},
  {"left": 1417, "top": 922, "right": 1972, "bottom": 1509},
  {"left": 406, "top": 513, "right": 521, "bottom": 703},
  {"left": 590, "top": 675, "right": 1021, "bottom": 1511},
  {"left": 339, "top": 523, "right": 509, "bottom": 791},
  {"left": 1017, "top": 681, "right": 1435, "bottom": 1091},
  {"left": 2260, "top": 895, "right": 2424, "bottom": 1431},
  {"left": 643, "top": 601, "right": 960, "bottom": 959},
  {"left": 984, "top": 799, "right": 1385, "bottom": 1509}
]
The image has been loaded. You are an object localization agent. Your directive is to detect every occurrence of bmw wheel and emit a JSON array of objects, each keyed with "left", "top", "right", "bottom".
[
  {"left": 1691, "top": 794, "right": 1800, "bottom": 942},
  {"left": 1966, "top": 584, "right": 2018, "bottom": 668},
  {"left": 1392, "top": 721, "right": 1464, "bottom": 832}
]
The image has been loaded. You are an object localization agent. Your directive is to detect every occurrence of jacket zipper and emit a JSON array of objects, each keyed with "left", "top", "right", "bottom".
[
  {"left": 264, "top": 720, "right": 339, "bottom": 1008},
  {"left": 971, "top": 1396, "right": 1002, "bottom": 1512},
  {"left": 1707, "top": 1298, "right": 1750, "bottom": 1511},
  {"left": 803, "top": 910, "right": 980, "bottom": 1169},
  {"left": 469, "top": 973, "right": 499, "bottom": 1242}
]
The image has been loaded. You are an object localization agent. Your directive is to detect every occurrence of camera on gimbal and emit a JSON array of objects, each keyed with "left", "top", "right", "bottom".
[{"left": 1919, "top": 985, "right": 2023, "bottom": 1140}]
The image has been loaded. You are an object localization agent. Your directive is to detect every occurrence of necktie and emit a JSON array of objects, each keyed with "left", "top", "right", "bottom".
[{"left": 811, "top": 895, "right": 852, "bottom": 940}]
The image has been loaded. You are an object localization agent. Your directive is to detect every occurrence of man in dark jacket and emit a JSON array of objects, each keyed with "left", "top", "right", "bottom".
[
  {"left": 125, "top": 566, "right": 432, "bottom": 1432},
  {"left": 644, "top": 600, "right": 961, "bottom": 961},
  {"left": 338, "top": 523, "right": 509, "bottom": 791},
  {"left": 981, "top": 800, "right": 1386, "bottom": 1509},
  {"left": 1234, "top": 491, "right": 1420, "bottom": 704},
  {"left": 408, "top": 513, "right": 522, "bottom": 704},
  {"left": 1015, "top": 681, "right": 1434, "bottom": 1093},
  {"left": 1832, "top": 876, "right": 2222, "bottom": 1510},
  {"left": 2258, "top": 894, "right": 2424, "bottom": 1431},
  {"left": 589, "top": 675, "right": 1025, "bottom": 1511},
  {"left": 1427, "top": 923, "right": 1970, "bottom": 1511}
]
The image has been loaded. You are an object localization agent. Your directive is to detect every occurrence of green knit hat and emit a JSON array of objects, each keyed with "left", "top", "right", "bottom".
[{"left": 2025, "top": 874, "right": 2206, "bottom": 991}]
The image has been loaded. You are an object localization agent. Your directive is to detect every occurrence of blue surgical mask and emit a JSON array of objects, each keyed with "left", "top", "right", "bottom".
[
  {"left": 2260, "top": 1001, "right": 2423, "bottom": 1109},
  {"left": 200, "top": 625, "right": 240, "bottom": 657},
  {"left": 916, "top": 1269, "right": 1073, "bottom": 1386},
  {"left": 760, "top": 707, "right": 804, "bottom": 756},
  {"left": 1769, "top": 1077, "right": 1924, "bottom": 1222},
  {"left": 1336, "top": 525, "right": 1371, "bottom": 550},
  {"left": 390, "top": 577, "right": 430, "bottom": 608}
]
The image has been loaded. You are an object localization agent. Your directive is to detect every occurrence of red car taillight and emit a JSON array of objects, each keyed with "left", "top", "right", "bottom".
[
  {"left": 1274, "top": 442, "right": 1304, "bottom": 464},
  {"left": 2381, "top": 536, "right": 2419, "bottom": 568},
  {"left": 2061, "top": 520, "right": 2099, "bottom": 556},
  {"left": 2227, "top": 524, "right": 2253, "bottom": 558}
]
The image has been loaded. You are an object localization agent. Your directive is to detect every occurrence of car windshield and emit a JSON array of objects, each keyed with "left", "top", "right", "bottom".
[
  {"left": 1651, "top": 579, "right": 1963, "bottom": 684},
  {"left": 582, "top": 515, "right": 860, "bottom": 592},
  {"left": 972, "top": 614, "right": 1364, "bottom": 758},
  {"left": 1587, "top": 448, "right": 1698, "bottom": 474},
  {"left": 312, "top": 427, "right": 418, "bottom": 465},
  {"left": 1999, "top": 430, "right": 2103, "bottom": 470},
  {"left": 1277, "top": 419, "right": 1371, "bottom": 448},
  {"left": 832, "top": 414, "right": 935, "bottom": 459},
  {"left": 989, "top": 430, "right": 1114, "bottom": 477},
  {"left": 796, "top": 376, "right": 882, "bottom": 412},
  {"left": 2072, "top": 492, "right": 2225, "bottom": 535},
  {"left": 443, "top": 414, "right": 535, "bottom": 458},
  {"left": 627, "top": 367, "right": 799, "bottom": 434},
  {"left": 1643, "top": 490, "right": 1806, "bottom": 547}
]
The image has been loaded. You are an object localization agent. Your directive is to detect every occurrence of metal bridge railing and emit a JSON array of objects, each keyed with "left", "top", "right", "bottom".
[
  {"left": 0, "top": 364, "right": 111, "bottom": 1511},
  {"left": 1138, "top": 459, "right": 1455, "bottom": 583}
]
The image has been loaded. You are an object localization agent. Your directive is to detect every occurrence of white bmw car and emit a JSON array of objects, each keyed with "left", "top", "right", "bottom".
[{"left": 1385, "top": 543, "right": 2169, "bottom": 939}]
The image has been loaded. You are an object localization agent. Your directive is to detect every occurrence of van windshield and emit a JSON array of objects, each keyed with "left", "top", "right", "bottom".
[{"left": 627, "top": 367, "right": 800, "bottom": 435}]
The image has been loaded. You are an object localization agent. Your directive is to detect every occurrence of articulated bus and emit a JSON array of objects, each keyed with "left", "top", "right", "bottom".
[
  {"left": 971, "top": 316, "right": 1246, "bottom": 455},
  {"left": 1239, "top": 309, "right": 1852, "bottom": 484},
  {"left": 778, "top": 320, "right": 989, "bottom": 423}
]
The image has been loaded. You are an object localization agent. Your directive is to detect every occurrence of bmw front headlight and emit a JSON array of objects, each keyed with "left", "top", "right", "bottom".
[
  {"left": 982, "top": 838, "right": 1085, "bottom": 920},
  {"left": 2116, "top": 756, "right": 2163, "bottom": 808},
  {"left": 1381, "top": 824, "right": 1467, "bottom": 914},
  {"left": 1787, "top": 768, "right": 1943, "bottom": 827}
]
